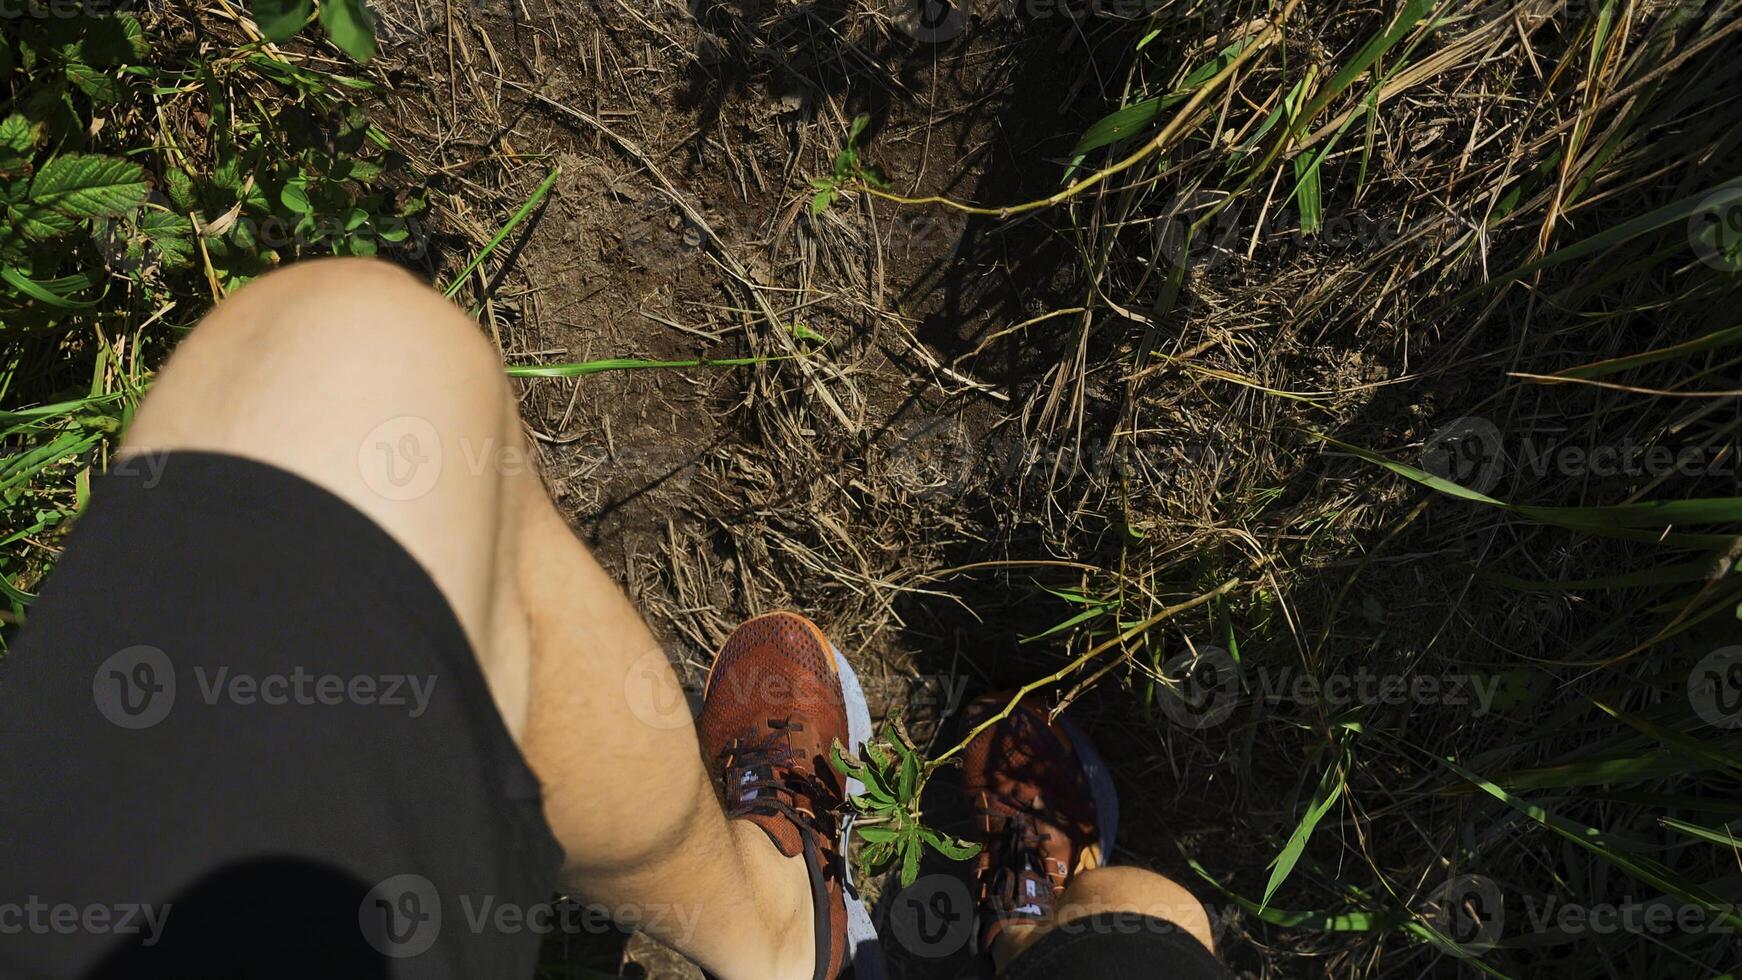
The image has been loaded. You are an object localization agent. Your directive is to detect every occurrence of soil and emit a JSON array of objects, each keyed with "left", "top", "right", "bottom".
[{"left": 368, "top": 1, "right": 1128, "bottom": 976}]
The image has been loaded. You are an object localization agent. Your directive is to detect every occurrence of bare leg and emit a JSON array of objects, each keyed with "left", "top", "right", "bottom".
[
  {"left": 993, "top": 866, "right": 1216, "bottom": 973},
  {"left": 122, "top": 257, "right": 814, "bottom": 980}
]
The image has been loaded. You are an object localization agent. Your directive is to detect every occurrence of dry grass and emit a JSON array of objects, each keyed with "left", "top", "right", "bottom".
[
  {"left": 5, "top": 0, "right": 1740, "bottom": 976},
  {"left": 358, "top": 1, "right": 1742, "bottom": 976}
]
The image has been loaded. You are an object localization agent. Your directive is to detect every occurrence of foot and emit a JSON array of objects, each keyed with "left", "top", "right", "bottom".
[
  {"left": 958, "top": 693, "right": 1119, "bottom": 952},
  {"left": 697, "top": 612, "right": 875, "bottom": 980}
]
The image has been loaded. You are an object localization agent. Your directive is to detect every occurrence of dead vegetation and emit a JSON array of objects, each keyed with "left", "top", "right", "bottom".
[
  {"left": 347, "top": 1, "right": 1742, "bottom": 976},
  {"left": 6, "top": 0, "right": 1738, "bottom": 976}
]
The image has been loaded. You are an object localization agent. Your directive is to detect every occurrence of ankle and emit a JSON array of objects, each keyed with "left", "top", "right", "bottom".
[{"left": 731, "top": 819, "right": 816, "bottom": 980}]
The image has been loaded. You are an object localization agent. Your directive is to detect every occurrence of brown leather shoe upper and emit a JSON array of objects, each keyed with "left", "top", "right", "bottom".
[
  {"left": 959, "top": 693, "right": 1106, "bottom": 947},
  {"left": 698, "top": 612, "right": 851, "bottom": 978}
]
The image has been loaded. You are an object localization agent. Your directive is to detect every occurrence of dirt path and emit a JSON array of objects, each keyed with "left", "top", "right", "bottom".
[{"left": 366, "top": 2, "right": 1123, "bottom": 974}]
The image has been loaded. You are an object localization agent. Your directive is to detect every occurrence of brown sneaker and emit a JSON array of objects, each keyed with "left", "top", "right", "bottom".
[
  {"left": 958, "top": 692, "right": 1120, "bottom": 951},
  {"left": 697, "top": 612, "right": 880, "bottom": 980}
]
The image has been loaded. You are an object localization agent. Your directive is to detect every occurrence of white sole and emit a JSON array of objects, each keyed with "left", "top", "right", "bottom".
[{"left": 832, "top": 645, "right": 884, "bottom": 979}]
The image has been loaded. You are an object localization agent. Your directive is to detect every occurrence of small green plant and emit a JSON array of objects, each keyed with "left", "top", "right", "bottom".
[
  {"left": 808, "top": 114, "right": 887, "bottom": 215},
  {"left": 1, "top": 9, "right": 154, "bottom": 320},
  {"left": 831, "top": 719, "right": 980, "bottom": 888},
  {"left": 253, "top": 0, "right": 378, "bottom": 63},
  {"left": 1, "top": 3, "right": 407, "bottom": 630}
]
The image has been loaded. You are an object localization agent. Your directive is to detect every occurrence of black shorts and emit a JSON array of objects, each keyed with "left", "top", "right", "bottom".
[
  {"left": 0, "top": 452, "right": 1229, "bottom": 979},
  {"left": 1000, "top": 914, "right": 1229, "bottom": 980},
  {"left": 0, "top": 453, "right": 563, "bottom": 978}
]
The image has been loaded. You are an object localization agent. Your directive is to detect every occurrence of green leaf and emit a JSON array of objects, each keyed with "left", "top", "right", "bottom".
[
  {"left": 1591, "top": 699, "right": 1742, "bottom": 777},
  {"left": 72, "top": 14, "right": 148, "bottom": 66},
  {"left": 0, "top": 114, "right": 38, "bottom": 155},
  {"left": 255, "top": 0, "right": 315, "bottom": 42},
  {"left": 504, "top": 355, "right": 787, "bottom": 379},
  {"left": 898, "top": 751, "right": 919, "bottom": 801},
  {"left": 899, "top": 833, "right": 922, "bottom": 887},
  {"left": 319, "top": 0, "right": 378, "bottom": 63},
  {"left": 1293, "top": 153, "right": 1322, "bottom": 235},
  {"left": 1440, "top": 756, "right": 1742, "bottom": 931},
  {"left": 1301, "top": 0, "right": 1436, "bottom": 125},
  {"left": 211, "top": 156, "right": 244, "bottom": 195},
  {"left": 862, "top": 839, "right": 894, "bottom": 869},
  {"left": 832, "top": 742, "right": 895, "bottom": 806},
  {"left": 64, "top": 58, "right": 122, "bottom": 103},
  {"left": 810, "top": 188, "right": 835, "bottom": 215},
  {"left": 1555, "top": 324, "right": 1742, "bottom": 380},
  {"left": 1071, "top": 99, "right": 1162, "bottom": 159},
  {"left": 30, "top": 154, "right": 148, "bottom": 220},
  {"left": 9, "top": 201, "right": 78, "bottom": 240},
  {"left": 163, "top": 167, "right": 197, "bottom": 212},
  {"left": 858, "top": 825, "right": 899, "bottom": 844},
  {"left": 140, "top": 210, "right": 194, "bottom": 268},
  {"left": 280, "top": 181, "right": 313, "bottom": 215},
  {"left": 1, "top": 267, "right": 99, "bottom": 308},
  {"left": 1260, "top": 754, "right": 1347, "bottom": 911},
  {"left": 1659, "top": 817, "right": 1742, "bottom": 849},
  {"left": 920, "top": 827, "right": 982, "bottom": 861}
]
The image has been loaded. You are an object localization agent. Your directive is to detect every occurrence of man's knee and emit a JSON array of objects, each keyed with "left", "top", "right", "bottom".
[
  {"left": 121, "top": 257, "right": 523, "bottom": 654},
  {"left": 126, "top": 256, "right": 511, "bottom": 465},
  {"left": 1054, "top": 867, "right": 1217, "bottom": 953}
]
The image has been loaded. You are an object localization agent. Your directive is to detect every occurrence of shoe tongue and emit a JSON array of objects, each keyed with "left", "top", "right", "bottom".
[
  {"left": 1007, "top": 852, "right": 1055, "bottom": 916},
  {"left": 734, "top": 765, "right": 773, "bottom": 806},
  {"left": 726, "top": 758, "right": 812, "bottom": 859},
  {"left": 980, "top": 860, "right": 1056, "bottom": 951}
]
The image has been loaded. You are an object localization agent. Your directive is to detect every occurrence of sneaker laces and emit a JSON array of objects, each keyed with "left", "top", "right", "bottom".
[
  {"left": 718, "top": 719, "right": 832, "bottom": 829},
  {"left": 984, "top": 800, "right": 1058, "bottom": 920}
]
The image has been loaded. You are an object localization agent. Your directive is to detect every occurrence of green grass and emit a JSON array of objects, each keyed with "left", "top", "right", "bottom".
[
  {"left": 0, "top": 4, "right": 415, "bottom": 635},
  {"left": 6, "top": 2, "right": 1742, "bottom": 977},
  {"left": 827, "top": 1, "right": 1742, "bottom": 975}
]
